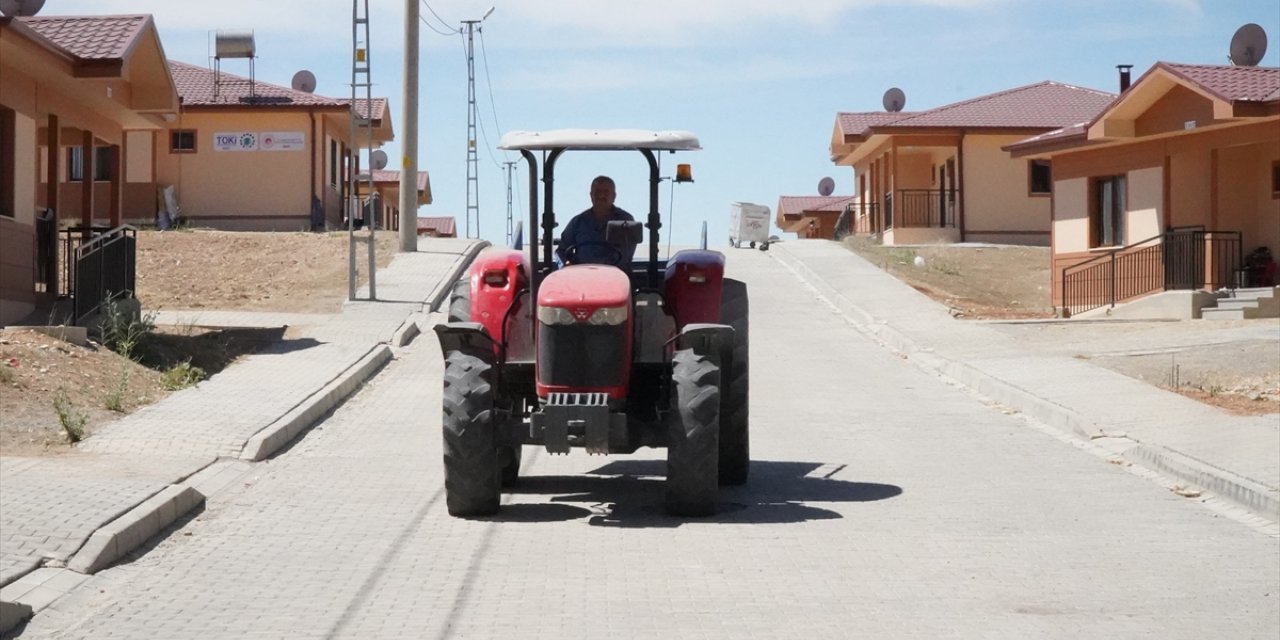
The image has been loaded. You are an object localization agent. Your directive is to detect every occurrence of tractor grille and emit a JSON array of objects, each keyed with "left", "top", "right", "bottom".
[{"left": 538, "top": 323, "right": 626, "bottom": 388}]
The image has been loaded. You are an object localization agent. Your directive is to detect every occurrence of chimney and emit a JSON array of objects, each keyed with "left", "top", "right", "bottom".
[{"left": 1117, "top": 64, "right": 1134, "bottom": 92}]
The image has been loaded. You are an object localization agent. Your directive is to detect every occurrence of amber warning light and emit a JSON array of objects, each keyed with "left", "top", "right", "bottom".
[{"left": 675, "top": 163, "right": 694, "bottom": 183}]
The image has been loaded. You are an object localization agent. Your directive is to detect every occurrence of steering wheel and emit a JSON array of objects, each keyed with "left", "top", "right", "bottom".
[{"left": 561, "top": 241, "right": 626, "bottom": 267}]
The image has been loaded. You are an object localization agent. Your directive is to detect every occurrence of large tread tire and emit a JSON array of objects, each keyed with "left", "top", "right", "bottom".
[
  {"left": 442, "top": 351, "right": 500, "bottom": 517},
  {"left": 718, "top": 278, "right": 750, "bottom": 485},
  {"left": 498, "top": 444, "right": 522, "bottom": 487},
  {"left": 447, "top": 277, "right": 471, "bottom": 322},
  {"left": 665, "top": 349, "right": 720, "bottom": 516}
]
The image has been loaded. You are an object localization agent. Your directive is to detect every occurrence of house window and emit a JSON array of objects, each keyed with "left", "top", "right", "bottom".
[
  {"left": 1029, "top": 160, "right": 1052, "bottom": 195},
  {"left": 170, "top": 130, "right": 196, "bottom": 153},
  {"left": 68, "top": 146, "right": 114, "bottom": 181},
  {"left": 1092, "top": 175, "right": 1126, "bottom": 247},
  {"left": 93, "top": 147, "right": 113, "bottom": 182},
  {"left": 0, "top": 106, "right": 14, "bottom": 218},
  {"left": 68, "top": 146, "right": 84, "bottom": 182}
]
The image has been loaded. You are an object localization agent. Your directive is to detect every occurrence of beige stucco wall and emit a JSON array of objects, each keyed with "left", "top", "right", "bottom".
[
  {"left": 963, "top": 135, "right": 1050, "bottom": 237},
  {"left": 10, "top": 112, "right": 36, "bottom": 224},
  {"left": 1169, "top": 148, "right": 1210, "bottom": 228},
  {"left": 1053, "top": 177, "right": 1089, "bottom": 254},
  {"left": 883, "top": 226, "right": 960, "bottom": 246},
  {"left": 1220, "top": 141, "right": 1280, "bottom": 252},
  {"left": 1127, "top": 166, "right": 1163, "bottom": 244},
  {"left": 154, "top": 111, "right": 314, "bottom": 229}
]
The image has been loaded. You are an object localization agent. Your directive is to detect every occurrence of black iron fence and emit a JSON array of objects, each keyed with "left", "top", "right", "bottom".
[
  {"left": 1061, "top": 227, "right": 1242, "bottom": 316},
  {"left": 834, "top": 202, "right": 880, "bottom": 239},
  {"left": 69, "top": 225, "right": 137, "bottom": 323},
  {"left": 884, "top": 190, "right": 956, "bottom": 230}
]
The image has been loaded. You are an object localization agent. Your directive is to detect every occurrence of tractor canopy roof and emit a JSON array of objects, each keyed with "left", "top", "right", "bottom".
[{"left": 498, "top": 129, "right": 701, "bottom": 152}]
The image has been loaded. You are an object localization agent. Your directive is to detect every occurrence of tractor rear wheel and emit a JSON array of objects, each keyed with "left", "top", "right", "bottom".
[
  {"left": 665, "top": 349, "right": 720, "bottom": 516},
  {"left": 718, "top": 278, "right": 750, "bottom": 485},
  {"left": 442, "top": 351, "right": 500, "bottom": 516},
  {"left": 447, "top": 277, "right": 470, "bottom": 322}
]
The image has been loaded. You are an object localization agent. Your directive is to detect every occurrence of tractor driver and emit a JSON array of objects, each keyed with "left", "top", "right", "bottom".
[{"left": 556, "top": 175, "right": 638, "bottom": 266}]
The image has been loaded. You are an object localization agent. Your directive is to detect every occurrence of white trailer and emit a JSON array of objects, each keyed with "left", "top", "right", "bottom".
[{"left": 729, "top": 201, "right": 771, "bottom": 250}]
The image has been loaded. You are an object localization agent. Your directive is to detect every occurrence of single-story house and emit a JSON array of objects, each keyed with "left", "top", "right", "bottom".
[
  {"left": 1006, "top": 62, "right": 1280, "bottom": 315},
  {"left": 1, "top": 13, "right": 179, "bottom": 325},
  {"left": 417, "top": 216, "right": 457, "bottom": 238},
  {"left": 157, "top": 60, "right": 394, "bottom": 231},
  {"left": 830, "top": 81, "right": 1116, "bottom": 246},
  {"left": 775, "top": 195, "right": 856, "bottom": 239},
  {"left": 358, "top": 169, "right": 432, "bottom": 232}
]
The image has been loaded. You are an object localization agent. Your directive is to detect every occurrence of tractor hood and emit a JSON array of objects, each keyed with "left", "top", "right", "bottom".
[{"left": 538, "top": 266, "right": 631, "bottom": 313}]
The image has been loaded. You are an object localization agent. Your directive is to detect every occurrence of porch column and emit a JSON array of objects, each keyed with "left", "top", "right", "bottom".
[
  {"left": 46, "top": 115, "right": 60, "bottom": 296},
  {"left": 80, "top": 130, "right": 94, "bottom": 238},
  {"left": 108, "top": 143, "right": 121, "bottom": 228},
  {"left": 956, "top": 132, "right": 967, "bottom": 241}
]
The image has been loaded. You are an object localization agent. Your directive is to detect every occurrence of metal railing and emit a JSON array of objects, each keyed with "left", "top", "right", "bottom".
[
  {"left": 834, "top": 202, "right": 880, "bottom": 240},
  {"left": 1061, "top": 227, "right": 1242, "bottom": 316},
  {"left": 71, "top": 225, "right": 137, "bottom": 323},
  {"left": 890, "top": 189, "right": 956, "bottom": 228}
]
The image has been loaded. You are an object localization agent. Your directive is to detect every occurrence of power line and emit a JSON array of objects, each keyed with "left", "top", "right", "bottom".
[
  {"left": 419, "top": 0, "right": 457, "bottom": 35},
  {"left": 478, "top": 28, "right": 506, "bottom": 151}
]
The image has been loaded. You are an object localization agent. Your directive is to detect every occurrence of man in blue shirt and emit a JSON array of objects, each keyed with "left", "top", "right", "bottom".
[{"left": 557, "top": 175, "right": 637, "bottom": 266}]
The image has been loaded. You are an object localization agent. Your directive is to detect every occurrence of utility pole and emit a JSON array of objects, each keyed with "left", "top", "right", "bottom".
[
  {"left": 461, "top": 8, "right": 493, "bottom": 240},
  {"left": 462, "top": 19, "right": 480, "bottom": 239},
  {"left": 348, "top": 0, "right": 376, "bottom": 300},
  {"left": 398, "top": 0, "right": 419, "bottom": 252},
  {"left": 503, "top": 160, "right": 516, "bottom": 245}
]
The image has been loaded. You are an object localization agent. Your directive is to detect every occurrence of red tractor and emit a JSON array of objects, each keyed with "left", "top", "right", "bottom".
[{"left": 434, "top": 129, "right": 748, "bottom": 517}]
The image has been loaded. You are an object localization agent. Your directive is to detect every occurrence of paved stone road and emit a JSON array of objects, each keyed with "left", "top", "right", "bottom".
[{"left": 12, "top": 248, "right": 1279, "bottom": 639}]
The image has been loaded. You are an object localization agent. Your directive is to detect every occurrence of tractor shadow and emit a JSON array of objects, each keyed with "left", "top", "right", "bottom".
[{"left": 500, "top": 460, "right": 902, "bottom": 528}]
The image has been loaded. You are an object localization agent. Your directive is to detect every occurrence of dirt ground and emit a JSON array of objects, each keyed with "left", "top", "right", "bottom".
[{"left": 1, "top": 229, "right": 397, "bottom": 456}]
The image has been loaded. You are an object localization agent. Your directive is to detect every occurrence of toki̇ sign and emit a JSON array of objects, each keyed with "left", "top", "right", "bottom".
[{"left": 213, "top": 132, "right": 259, "bottom": 151}]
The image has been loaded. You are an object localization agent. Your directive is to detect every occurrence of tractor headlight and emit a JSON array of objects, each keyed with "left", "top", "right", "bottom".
[
  {"left": 537, "top": 306, "right": 576, "bottom": 325},
  {"left": 587, "top": 305, "right": 628, "bottom": 326}
]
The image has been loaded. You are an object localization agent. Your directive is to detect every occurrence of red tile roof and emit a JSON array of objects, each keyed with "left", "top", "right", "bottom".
[
  {"left": 1160, "top": 62, "right": 1280, "bottom": 103},
  {"left": 777, "top": 196, "right": 856, "bottom": 218},
  {"left": 169, "top": 60, "right": 348, "bottom": 107},
  {"left": 417, "top": 217, "right": 456, "bottom": 236},
  {"left": 836, "top": 112, "right": 917, "bottom": 137},
  {"left": 344, "top": 98, "right": 389, "bottom": 121},
  {"left": 879, "top": 81, "right": 1115, "bottom": 129},
  {"left": 18, "top": 14, "right": 150, "bottom": 60},
  {"left": 372, "top": 170, "right": 429, "bottom": 192}
]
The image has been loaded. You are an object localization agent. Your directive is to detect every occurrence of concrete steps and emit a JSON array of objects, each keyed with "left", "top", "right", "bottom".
[{"left": 1201, "top": 286, "right": 1280, "bottom": 321}]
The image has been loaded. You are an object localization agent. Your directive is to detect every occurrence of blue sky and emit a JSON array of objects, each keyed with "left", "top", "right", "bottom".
[{"left": 54, "top": 1, "right": 1280, "bottom": 247}]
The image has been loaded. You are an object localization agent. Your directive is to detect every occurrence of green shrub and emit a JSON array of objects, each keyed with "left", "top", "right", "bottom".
[
  {"left": 98, "top": 295, "right": 157, "bottom": 360},
  {"left": 53, "top": 389, "right": 87, "bottom": 443},
  {"left": 162, "top": 361, "right": 206, "bottom": 390},
  {"left": 104, "top": 366, "right": 130, "bottom": 412}
]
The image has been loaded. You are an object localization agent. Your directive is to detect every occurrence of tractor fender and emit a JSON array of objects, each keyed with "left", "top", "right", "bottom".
[
  {"left": 433, "top": 322, "right": 498, "bottom": 363},
  {"left": 664, "top": 249, "right": 726, "bottom": 327},
  {"left": 676, "top": 323, "right": 733, "bottom": 367}
]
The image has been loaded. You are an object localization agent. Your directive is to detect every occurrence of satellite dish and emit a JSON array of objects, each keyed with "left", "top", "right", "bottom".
[
  {"left": 817, "top": 176, "right": 835, "bottom": 196},
  {"left": 0, "top": 0, "right": 46, "bottom": 16},
  {"left": 1229, "top": 23, "right": 1268, "bottom": 67},
  {"left": 883, "top": 87, "right": 906, "bottom": 113},
  {"left": 291, "top": 70, "right": 317, "bottom": 93},
  {"left": 370, "top": 150, "right": 388, "bottom": 171}
]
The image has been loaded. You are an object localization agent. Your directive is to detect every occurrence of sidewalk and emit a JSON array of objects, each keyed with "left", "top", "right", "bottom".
[
  {"left": 0, "top": 236, "right": 487, "bottom": 630},
  {"left": 769, "top": 240, "right": 1280, "bottom": 525}
]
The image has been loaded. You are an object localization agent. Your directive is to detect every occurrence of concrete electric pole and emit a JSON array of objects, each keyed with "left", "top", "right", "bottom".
[{"left": 398, "top": 0, "right": 420, "bottom": 252}]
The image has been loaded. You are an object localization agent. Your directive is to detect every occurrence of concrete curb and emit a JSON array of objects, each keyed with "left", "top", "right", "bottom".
[
  {"left": 392, "top": 317, "right": 421, "bottom": 347},
  {"left": 240, "top": 344, "right": 393, "bottom": 462},
  {"left": 771, "top": 243, "right": 1278, "bottom": 521},
  {"left": 427, "top": 240, "right": 490, "bottom": 313},
  {"left": 1125, "top": 444, "right": 1280, "bottom": 519},
  {"left": 67, "top": 485, "right": 204, "bottom": 574}
]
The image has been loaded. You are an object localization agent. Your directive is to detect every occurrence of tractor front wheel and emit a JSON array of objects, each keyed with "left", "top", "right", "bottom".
[
  {"left": 665, "top": 349, "right": 720, "bottom": 516},
  {"left": 447, "top": 277, "right": 470, "bottom": 322},
  {"left": 442, "top": 351, "right": 500, "bottom": 517}
]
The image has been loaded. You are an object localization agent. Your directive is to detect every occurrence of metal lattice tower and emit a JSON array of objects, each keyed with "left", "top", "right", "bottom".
[
  {"left": 463, "top": 20, "right": 481, "bottom": 239},
  {"left": 503, "top": 160, "right": 516, "bottom": 245},
  {"left": 348, "top": 0, "right": 376, "bottom": 300}
]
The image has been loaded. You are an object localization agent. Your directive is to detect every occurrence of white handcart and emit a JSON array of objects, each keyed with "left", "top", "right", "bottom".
[{"left": 729, "top": 201, "right": 771, "bottom": 250}]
